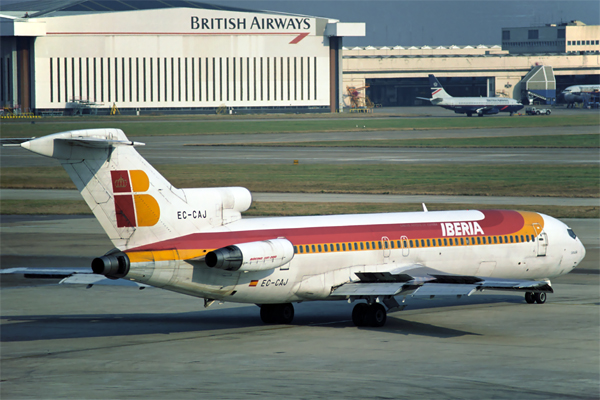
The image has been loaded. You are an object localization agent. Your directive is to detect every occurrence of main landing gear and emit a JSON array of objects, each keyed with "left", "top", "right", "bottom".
[
  {"left": 259, "top": 303, "right": 295, "bottom": 324},
  {"left": 524, "top": 292, "right": 547, "bottom": 304},
  {"left": 352, "top": 302, "right": 387, "bottom": 327}
]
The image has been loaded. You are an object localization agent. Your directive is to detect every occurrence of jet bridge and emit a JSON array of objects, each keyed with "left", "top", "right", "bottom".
[{"left": 520, "top": 65, "right": 556, "bottom": 105}]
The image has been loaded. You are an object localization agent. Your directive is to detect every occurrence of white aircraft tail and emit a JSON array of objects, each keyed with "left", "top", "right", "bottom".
[
  {"left": 21, "top": 129, "right": 251, "bottom": 251},
  {"left": 429, "top": 74, "right": 452, "bottom": 99}
]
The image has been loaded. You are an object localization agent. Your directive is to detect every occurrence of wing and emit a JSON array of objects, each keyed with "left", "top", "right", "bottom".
[
  {"left": 332, "top": 264, "right": 552, "bottom": 301},
  {"left": 0, "top": 267, "right": 148, "bottom": 288}
]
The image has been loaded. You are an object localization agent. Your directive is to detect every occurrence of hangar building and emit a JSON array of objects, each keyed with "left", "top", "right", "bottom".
[{"left": 0, "top": 0, "right": 365, "bottom": 114}]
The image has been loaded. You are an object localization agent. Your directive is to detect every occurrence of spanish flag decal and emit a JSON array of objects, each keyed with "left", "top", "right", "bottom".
[{"left": 249, "top": 280, "right": 259, "bottom": 287}]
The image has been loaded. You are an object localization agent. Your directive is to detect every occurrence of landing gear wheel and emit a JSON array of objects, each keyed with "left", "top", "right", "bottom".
[
  {"left": 534, "top": 292, "right": 547, "bottom": 304},
  {"left": 259, "top": 303, "right": 295, "bottom": 324},
  {"left": 466, "top": 112, "right": 472, "bottom": 117},
  {"left": 510, "top": 112, "right": 514, "bottom": 116},
  {"left": 365, "top": 303, "right": 387, "bottom": 327},
  {"left": 478, "top": 113, "right": 484, "bottom": 117},
  {"left": 525, "top": 292, "right": 535, "bottom": 304},
  {"left": 277, "top": 303, "right": 295, "bottom": 324},
  {"left": 352, "top": 303, "right": 369, "bottom": 327},
  {"left": 260, "top": 305, "right": 277, "bottom": 323},
  {"left": 546, "top": 110, "right": 551, "bottom": 115}
]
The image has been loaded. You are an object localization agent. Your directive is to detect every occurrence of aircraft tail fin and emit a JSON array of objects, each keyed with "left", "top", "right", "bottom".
[
  {"left": 429, "top": 74, "right": 451, "bottom": 99},
  {"left": 20, "top": 129, "right": 252, "bottom": 251}
]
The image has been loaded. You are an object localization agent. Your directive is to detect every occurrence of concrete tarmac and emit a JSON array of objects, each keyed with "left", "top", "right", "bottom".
[{"left": 1, "top": 216, "right": 598, "bottom": 399}]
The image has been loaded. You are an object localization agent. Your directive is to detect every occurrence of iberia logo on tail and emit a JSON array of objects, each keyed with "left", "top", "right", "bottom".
[{"left": 111, "top": 170, "right": 160, "bottom": 228}]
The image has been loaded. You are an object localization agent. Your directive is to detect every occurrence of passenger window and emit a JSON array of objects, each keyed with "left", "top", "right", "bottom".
[
  {"left": 415, "top": 240, "right": 420, "bottom": 248},
  {"left": 294, "top": 246, "right": 298, "bottom": 253},
  {"left": 378, "top": 241, "right": 382, "bottom": 249},
  {"left": 384, "top": 241, "right": 388, "bottom": 249},
  {"left": 372, "top": 241, "right": 376, "bottom": 249},
  {"left": 460, "top": 238, "right": 464, "bottom": 245},
  {"left": 318, "top": 244, "right": 322, "bottom": 252},
  {"left": 366, "top": 242, "right": 370, "bottom": 250},
  {"left": 312, "top": 245, "right": 316, "bottom": 252},
  {"left": 505, "top": 236, "right": 509, "bottom": 243},
  {"left": 421, "top": 240, "right": 425, "bottom": 247},
  {"left": 299, "top": 246, "right": 304, "bottom": 254},
  {"left": 409, "top": 240, "right": 414, "bottom": 248},
  {"left": 342, "top": 243, "right": 346, "bottom": 251},
  {"left": 465, "top": 238, "right": 469, "bottom": 245},
  {"left": 403, "top": 240, "right": 407, "bottom": 248},
  {"left": 494, "top": 236, "right": 498, "bottom": 244},
  {"left": 520, "top": 235, "right": 524, "bottom": 242},
  {"left": 499, "top": 236, "right": 503, "bottom": 244},
  {"left": 336, "top": 243, "right": 340, "bottom": 251},
  {"left": 477, "top": 237, "right": 481, "bottom": 245},
  {"left": 353, "top": 243, "right": 357, "bottom": 250},
  {"left": 454, "top": 238, "right": 459, "bottom": 245},
  {"left": 426, "top": 239, "right": 430, "bottom": 247},
  {"left": 360, "top": 242, "right": 364, "bottom": 250},
  {"left": 443, "top": 238, "right": 447, "bottom": 246},
  {"left": 438, "top": 239, "right": 442, "bottom": 246}
]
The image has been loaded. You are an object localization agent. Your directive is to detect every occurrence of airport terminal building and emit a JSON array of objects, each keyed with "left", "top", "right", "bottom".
[
  {"left": 1, "top": 1, "right": 598, "bottom": 114},
  {"left": 0, "top": 0, "right": 365, "bottom": 114}
]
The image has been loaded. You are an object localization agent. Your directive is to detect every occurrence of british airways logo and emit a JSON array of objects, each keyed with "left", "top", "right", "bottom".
[{"left": 441, "top": 221, "right": 484, "bottom": 237}]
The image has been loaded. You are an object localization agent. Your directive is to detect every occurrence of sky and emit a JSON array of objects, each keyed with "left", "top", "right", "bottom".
[{"left": 204, "top": 0, "right": 600, "bottom": 46}]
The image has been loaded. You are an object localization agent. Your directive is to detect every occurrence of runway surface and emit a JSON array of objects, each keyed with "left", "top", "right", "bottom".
[
  {"left": 2, "top": 125, "right": 598, "bottom": 168},
  {"left": 1, "top": 216, "right": 599, "bottom": 399},
  {"left": 1, "top": 188, "right": 598, "bottom": 207}
]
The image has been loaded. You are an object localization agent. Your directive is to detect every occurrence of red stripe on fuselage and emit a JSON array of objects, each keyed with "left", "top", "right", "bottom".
[{"left": 129, "top": 210, "right": 525, "bottom": 252}]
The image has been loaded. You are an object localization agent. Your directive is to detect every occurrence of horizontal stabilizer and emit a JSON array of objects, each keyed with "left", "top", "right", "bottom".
[
  {"left": 56, "top": 137, "right": 145, "bottom": 148},
  {"left": 60, "top": 274, "right": 149, "bottom": 287}
]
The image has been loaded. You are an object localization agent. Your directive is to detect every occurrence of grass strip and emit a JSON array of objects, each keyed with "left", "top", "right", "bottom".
[
  {"left": 1, "top": 199, "right": 597, "bottom": 219},
  {"left": 1, "top": 114, "right": 597, "bottom": 138},
  {"left": 192, "top": 134, "right": 599, "bottom": 148},
  {"left": 3, "top": 164, "right": 596, "bottom": 198}
]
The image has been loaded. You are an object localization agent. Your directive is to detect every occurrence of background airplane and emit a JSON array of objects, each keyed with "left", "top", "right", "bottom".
[
  {"left": 417, "top": 74, "right": 524, "bottom": 117},
  {"left": 561, "top": 84, "right": 600, "bottom": 107},
  {"left": 5, "top": 129, "right": 585, "bottom": 327}
]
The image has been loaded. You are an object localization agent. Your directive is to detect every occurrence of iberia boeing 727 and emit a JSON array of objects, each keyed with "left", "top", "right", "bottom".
[{"left": 13, "top": 129, "right": 585, "bottom": 327}]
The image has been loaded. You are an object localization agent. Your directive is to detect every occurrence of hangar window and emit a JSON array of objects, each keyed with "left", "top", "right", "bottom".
[
  {"left": 307, "top": 57, "right": 310, "bottom": 100},
  {"left": 280, "top": 57, "right": 284, "bottom": 101},
  {"left": 260, "top": 57, "right": 264, "bottom": 101},
  {"left": 266, "top": 58, "right": 270, "bottom": 101},
  {"left": 106, "top": 58, "right": 110, "bottom": 102},
  {"left": 49, "top": 58, "right": 53, "bottom": 102},
  {"left": 557, "top": 29, "right": 565, "bottom": 39},
  {"left": 300, "top": 57, "right": 303, "bottom": 100},
  {"left": 157, "top": 58, "right": 161, "bottom": 101},
  {"left": 287, "top": 57, "right": 291, "bottom": 101},
  {"left": 253, "top": 57, "right": 257, "bottom": 101},
  {"left": 294, "top": 57, "right": 297, "bottom": 101},
  {"left": 502, "top": 31, "right": 510, "bottom": 40},
  {"left": 219, "top": 58, "right": 223, "bottom": 102},
  {"left": 207, "top": 58, "right": 211, "bottom": 102},
  {"left": 528, "top": 30, "right": 539, "bottom": 40},
  {"left": 314, "top": 57, "right": 318, "bottom": 100},
  {"left": 137, "top": 58, "right": 141, "bottom": 102}
]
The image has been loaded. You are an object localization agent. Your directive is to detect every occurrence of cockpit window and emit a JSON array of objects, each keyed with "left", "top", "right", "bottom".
[{"left": 567, "top": 229, "right": 577, "bottom": 240}]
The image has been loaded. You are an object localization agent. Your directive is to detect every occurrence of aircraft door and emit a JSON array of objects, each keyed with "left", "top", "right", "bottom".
[
  {"left": 382, "top": 236, "right": 391, "bottom": 263},
  {"left": 401, "top": 236, "right": 409, "bottom": 257},
  {"left": 537, "top": 232, "right": 548, "bottom": 257}
]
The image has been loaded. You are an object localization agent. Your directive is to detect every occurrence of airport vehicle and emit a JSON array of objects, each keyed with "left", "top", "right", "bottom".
[
  {"left": 561, "top": 84, "right": 600, "bottom": 107},
  {"left": 10, "top": 129, "right": 585, "bottom": 327},
  {"left": 525, "top": 107, "right": 551, "bottom": 115},
  {"left": 417, "top": 74, "right": 524, "bottom": 117}
]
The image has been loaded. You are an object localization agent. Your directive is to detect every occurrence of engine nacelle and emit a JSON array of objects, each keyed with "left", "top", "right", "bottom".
[
  {"left": 206, "top": 238, "right": 294, "bottom": 272},
  {"left": 91, "top": 251, "right": 130, "bottom": 279}
]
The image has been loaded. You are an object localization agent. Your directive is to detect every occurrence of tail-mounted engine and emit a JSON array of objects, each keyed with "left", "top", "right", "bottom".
[
  {"left": 92, "top": 250, "right": 130, "bottom": 279},
  {"left": 206, "top": 238, "right": 294, "bottom": 272}
]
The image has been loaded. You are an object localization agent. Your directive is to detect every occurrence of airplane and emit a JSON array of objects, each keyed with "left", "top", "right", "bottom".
[
  {"left": 7, "top": 129, "right": 585, "bottom": 327},
  {"left": 417, "top": 74, "right": 524, "bottom": 117},
  {"left": 561, "top": 84, "right": 600, "bottom": 108}
]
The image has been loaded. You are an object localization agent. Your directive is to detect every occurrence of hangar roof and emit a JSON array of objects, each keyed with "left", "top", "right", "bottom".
[{"left": 0, "top": 0, "right": 259, "bottom": 18}]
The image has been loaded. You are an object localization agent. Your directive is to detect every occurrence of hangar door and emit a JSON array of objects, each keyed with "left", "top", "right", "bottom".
[{"left": 366, "top": 77, "right": 492, "bottom": 107}]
